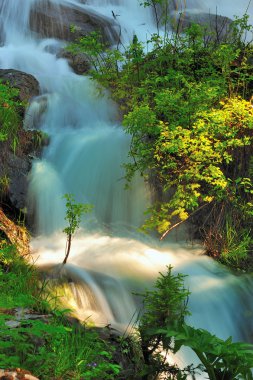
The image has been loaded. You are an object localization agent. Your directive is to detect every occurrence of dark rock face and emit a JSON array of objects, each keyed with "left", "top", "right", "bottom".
[
  {"left": 0, "top": 70, "right": 41, "bottom": 211},
  {"left": 171, "top": 11, "right": 232, "bottom": 42},
  {"left": 0, "top": 69, "right": 40, "bottom": 103},
  {"left": 0, "top": 129, "right": 42, "bottom": 211},
  {"left": 30, "top": 0, "right": 118, "bottom": 44},
  {"left": 156, "top": 1, "right": 232, "bottom": 42},
  {"left": 0, "top": 147, "right": 31, "bottom": 210}
]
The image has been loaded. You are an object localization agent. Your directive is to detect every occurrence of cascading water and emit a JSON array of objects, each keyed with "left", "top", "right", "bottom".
[{"left": 1, "top": 0, "right": 253, "bottom": 375}]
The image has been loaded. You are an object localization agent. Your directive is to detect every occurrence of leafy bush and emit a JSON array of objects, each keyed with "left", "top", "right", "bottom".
[
  {"left": 138, "top": 266, "right": 191, "bottom": 379},
  {"left": 162, "top": 325, "right": 253, "bottom": 380},
  {"left": 138, "top": 267, "right": 253, "bottom": 379},
  {"left": 66, "top": 12, "right": 253, "bottom": 269}
]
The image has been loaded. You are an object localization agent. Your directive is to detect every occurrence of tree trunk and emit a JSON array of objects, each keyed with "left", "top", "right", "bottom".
[{"left": 63, "top": 233, "right": 72, "bottom": 264}]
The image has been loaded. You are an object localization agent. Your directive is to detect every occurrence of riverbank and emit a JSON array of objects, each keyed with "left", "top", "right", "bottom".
[
  {"left": 0, "top": 240, "right": 134, "bottom": 379},
  {"left": 1, "top": 238, "right": 253, "bottom": 380}
]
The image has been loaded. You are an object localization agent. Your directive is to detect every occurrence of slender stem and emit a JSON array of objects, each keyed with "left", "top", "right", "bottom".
[
  {"left": 160, "top": 203, "right": 209, "bottom": 240},
  {"left": 63, "top": 233, "right": 72, "bottom": 264},
  {"left": 194, "top": 349, "right": 217, "bottom": 380}
]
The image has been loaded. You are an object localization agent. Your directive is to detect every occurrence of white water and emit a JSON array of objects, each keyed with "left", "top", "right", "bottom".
[{"left": 1, "top": 0, "right": 252, "bottom": 376}]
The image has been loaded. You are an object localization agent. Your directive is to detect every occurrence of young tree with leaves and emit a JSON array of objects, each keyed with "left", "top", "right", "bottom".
[{"left": 62, "top": 193, "right": 93, "bottom": 264}]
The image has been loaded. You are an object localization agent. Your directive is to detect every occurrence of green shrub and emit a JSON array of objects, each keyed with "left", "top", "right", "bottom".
[
  {"left": 138, "top": 267, "right": 253, "bottom": 379},
  {"left": 65, "top": 13, "right": 253, "bottom": 269}
]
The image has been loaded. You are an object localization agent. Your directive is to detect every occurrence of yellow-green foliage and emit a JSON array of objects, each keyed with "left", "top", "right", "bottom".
[
  {"left": 142, "top": 98, "right": 253, "bottom": 233},
  {"left": 67, "top": 16, "right": 253, "bottom": 268}
]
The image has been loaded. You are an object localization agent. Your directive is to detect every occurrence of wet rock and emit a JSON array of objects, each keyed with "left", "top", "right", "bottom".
[
  {"left": 30, "top": 0, "right": 118, "bottom": 44},
  {"left": 57, "top": 49, "right": 90, "bottom": 74},
  {"left": 0, "top": 128, "right": 44, "bottom": 211},
  {"left": 0, "top": 69, "right": 39, "bottom": 103},
  {"left": 0, "top": 70, "right": 43, "bottom": 212},
  {"left": 3, "top": 307, "right": 52, "bottom": 327},
  {"left": 1, "top": 151, "right": 31, "bottom": 210}
]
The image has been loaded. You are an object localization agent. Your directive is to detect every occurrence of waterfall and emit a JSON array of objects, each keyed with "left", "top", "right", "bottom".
[
  {"left": 0, "top": 0, "right": 252, "bottom": 376},
  {"left": 0, "top": 0, "right": 37, "bottom": 43}
]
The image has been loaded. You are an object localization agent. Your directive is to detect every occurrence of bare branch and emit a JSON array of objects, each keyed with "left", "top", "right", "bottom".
[{"left": 160, "top": 202, "right": 210, "bottom": 240}]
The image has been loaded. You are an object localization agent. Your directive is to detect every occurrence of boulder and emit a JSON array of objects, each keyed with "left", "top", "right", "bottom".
[
  {"left": 170, "top": 11, "right": 232, "bottom": 42},
  {"left": 57, "top": 49, "right": 90, "bottom": 74},
  {"left": 155, "top": 1, "right": 232, "bottom": 42},
  {"left": 0, "top": 69, "right": 39, "bottom": 103},
  {"left": 30, "top": 0, "right": 118, "bottom": 44}
]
